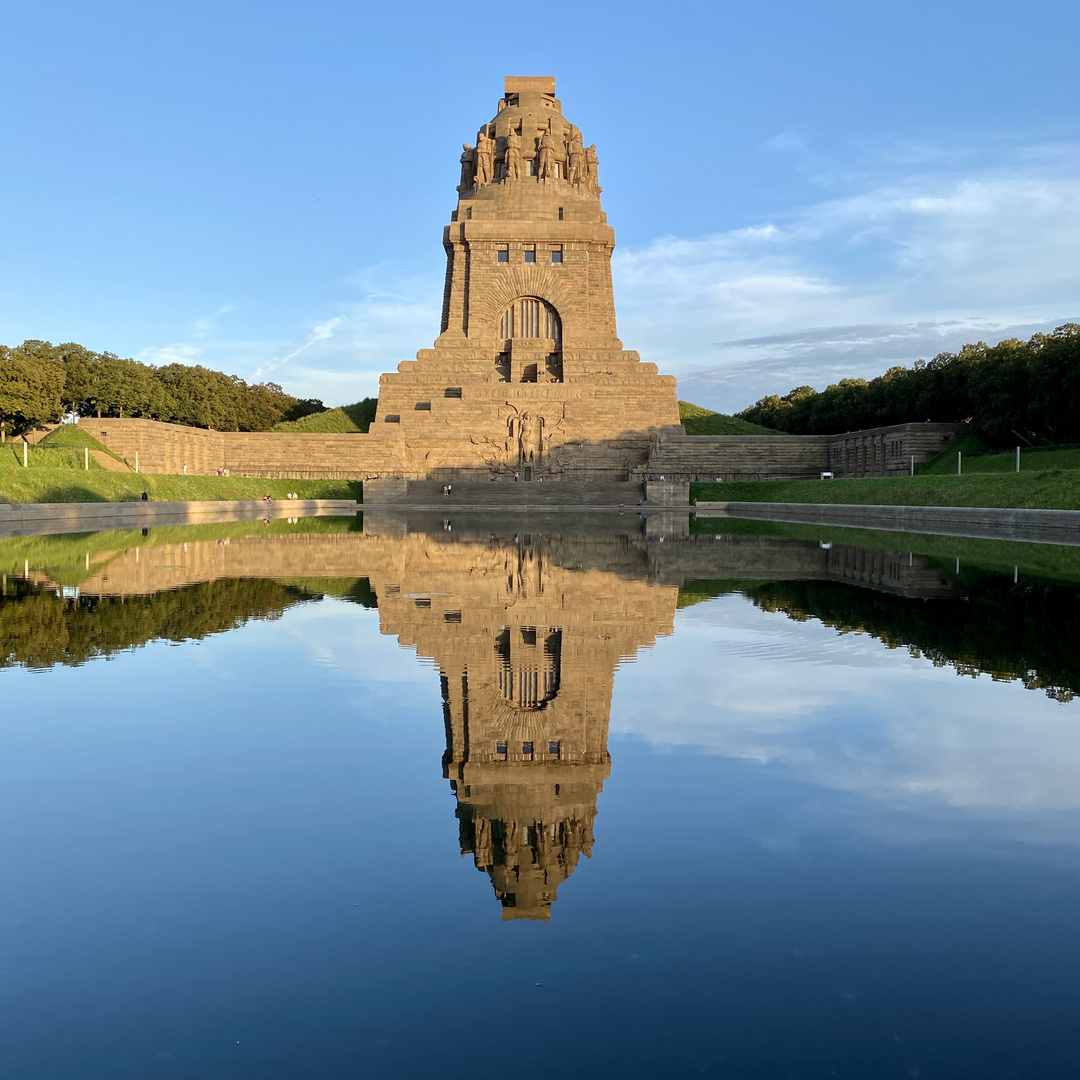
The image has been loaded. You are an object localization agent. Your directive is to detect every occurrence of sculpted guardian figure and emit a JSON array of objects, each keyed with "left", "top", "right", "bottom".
[
  {"left": 539, "top": 128, "right": 559, "bottom": 181},
  {"left": 475, "top": 130, "right": 494, "bottom": 185},
  {"left": 566, "top": 129, "right": 584, "bottom": 185},
  {"left": 504, "top": 129, "right": 523, "bottom": 181},
  {"left": 585, "top": 144, "right": 600, "bottom": 193},
  {"left": 458, "top": 143, "right": 477, "bottom": 191}
]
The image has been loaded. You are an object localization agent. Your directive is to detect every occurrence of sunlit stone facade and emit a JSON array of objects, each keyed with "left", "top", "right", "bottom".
[{"left": 365, "top": 76, "right": 682, "bottom": 481}]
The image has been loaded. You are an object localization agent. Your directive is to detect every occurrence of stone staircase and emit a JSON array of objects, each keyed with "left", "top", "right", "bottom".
[{"left": 373, "top": 480, "right": 646, "bottom": 508}]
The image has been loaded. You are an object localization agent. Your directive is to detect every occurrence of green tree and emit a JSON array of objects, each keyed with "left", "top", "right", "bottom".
[{"left": 0, "top": 344, "right": 64, "bottom": 433}]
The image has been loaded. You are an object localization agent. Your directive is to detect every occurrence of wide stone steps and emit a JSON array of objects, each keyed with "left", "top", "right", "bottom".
[{"left": 384, "top": 481, "right": 646, "bottom": 507}]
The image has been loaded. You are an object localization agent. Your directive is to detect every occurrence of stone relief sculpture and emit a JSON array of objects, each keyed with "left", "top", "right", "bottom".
[
  {"left": 517, "top": 412, "right": 532, "bottom": 462},
  {"left": 504, "top": 129, "right": 523, "bottom": 181},
  {"left": 518, "top": 411, "right": 538, "bottom": 463},
  {"left": 475, "top": 130, "right": 494, "bottom": 185},
  {"left": 505, "top": 407, "right": 544, "bottom": 466},
  {"left": 458, "top": 143, "right": 477, "bottom": 191}
]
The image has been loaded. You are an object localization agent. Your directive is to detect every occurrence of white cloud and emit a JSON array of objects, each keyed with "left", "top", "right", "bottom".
[
  {"left": 134, "top": 341, "right": 204, "bottom": 366},
  {"left": 612, "top": 595, "right": 1080, "bottom": 827},
  {"left": 128, "top": 270, "right": 441, "bottom": 406},
  {"left": 251, "top": 316, "right": 343, "bottom": 382},
  {"left": 191, "top": 304, "right": 235, "bottom": 339},
  {"left": 614, "top": 146, "right": 1080, "bottom": 411}
]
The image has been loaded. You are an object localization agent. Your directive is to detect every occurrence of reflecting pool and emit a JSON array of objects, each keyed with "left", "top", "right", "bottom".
[{"left": 3, "top": 511, "right": 1080, "bottom": 1078}]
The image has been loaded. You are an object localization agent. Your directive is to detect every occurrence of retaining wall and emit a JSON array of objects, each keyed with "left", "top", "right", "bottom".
[
  {"left": 77, "top": 417, "right": 966, "bottom": 485},
  {"left": 642, "top": 423, "right": 963, "bottom": 482},
  {"left": 695, "top": 501, "right": 1080, "bottom": 546},
  {"left": 77, "top": 418, "right": 396, "bottom": 479}
]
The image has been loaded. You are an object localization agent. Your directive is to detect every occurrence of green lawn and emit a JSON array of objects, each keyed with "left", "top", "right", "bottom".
[
  {"left": 690, "top": 470, "right": 1080, "bottom": 511},
  {"left": 4, "top": 445, "right": 111, "bottom": 471},
  {"left": 920, "top": 441, "right": 1080, "bottom": 475},
  {"left": 0, "top": 466, "right": 361, "bottom": 504}
]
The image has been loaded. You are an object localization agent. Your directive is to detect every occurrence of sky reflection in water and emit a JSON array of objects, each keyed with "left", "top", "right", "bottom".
[{"left": 2, "top": 514, "right": 1079, "bottom": 1079}]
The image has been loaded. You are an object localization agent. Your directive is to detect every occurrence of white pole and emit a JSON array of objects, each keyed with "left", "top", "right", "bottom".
[
  {"left": 910, "top": 455, "right": 914, "bottom": 476},
  {"left": 135, "top": 451, "right": 139, "bottom": 474},
  {"left": 84, "top": 447, "right": 89, "bottom": 471},
  {"left": 1016, "top": 446, "right": 1020, "bottom": 473},
  {"left": 22, "top": 441, "right": 27, "bottom": 468},
  {"left": 958, "top": 451, "right": 962, "bottom": 475}
]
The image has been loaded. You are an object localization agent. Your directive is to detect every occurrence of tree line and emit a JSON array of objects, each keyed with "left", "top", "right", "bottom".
[
  {"left": 0, "top": 574, "right": 380, "bottom": 670},
  {"left": 0, "top": 340, "right": 325, "bottom": 434},
  {"left": 0, "top": 578, "right": 311, "bottom": 669},
  {"left": 737, "top": 324, "right": 1080, "bottom": 442}
]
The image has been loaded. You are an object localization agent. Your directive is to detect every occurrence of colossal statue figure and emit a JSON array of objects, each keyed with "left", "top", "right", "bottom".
[
  {"left": 538, "top": 129, "right": 559, "bottom": 181},
  {"left": 566, "top": 128, "right": 584, "bottom": 186},
  {"left": 504, "top": 129, "right": 523, "bottom": 181},
  {"left": 585, "top": 144, "right": 600, "bottom": 193},
  {"left": 475, "top": 130, "right": 494, "bottom": 185},
  {"left": 458, "top": 143, "right": 477, "bottom": 192}
]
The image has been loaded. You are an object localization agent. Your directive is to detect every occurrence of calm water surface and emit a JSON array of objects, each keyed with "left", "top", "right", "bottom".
[{"left": 3, "top": 511, "right": 1080, "bottom": 1079}]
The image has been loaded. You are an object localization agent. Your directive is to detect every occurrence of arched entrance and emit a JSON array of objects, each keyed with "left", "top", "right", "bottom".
[{"left": 495, "top": 297, "right": 563, "bottom": 383}]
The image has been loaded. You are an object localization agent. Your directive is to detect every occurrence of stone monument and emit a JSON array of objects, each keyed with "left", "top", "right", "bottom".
[{"left": 365, "top": 76, "right": 682, "bottom": 482}]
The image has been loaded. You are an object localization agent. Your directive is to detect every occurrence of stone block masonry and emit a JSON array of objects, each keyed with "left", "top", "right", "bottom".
[
  {"left": 642, "top": 423, "right": 964, "bottom": 482},
  {"left": 78, "top": 417, "right": 399, "bottom": 479}
]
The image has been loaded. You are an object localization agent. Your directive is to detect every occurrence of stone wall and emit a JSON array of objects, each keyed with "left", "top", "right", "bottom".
[
  {"left": 826, "top": 423, "right": 963, "bottom": 477},
  {"left": 78, "top": 417, "right": 966, "bottom": 485},
  {"left": 641, "top": 423, "right": 964, "bottom": 482},
  {"left": 78, "top": 417, "right": 397, "bottom": 479},
  {"left": 641, "top": 435, "right": 829, "bottom": 482}
]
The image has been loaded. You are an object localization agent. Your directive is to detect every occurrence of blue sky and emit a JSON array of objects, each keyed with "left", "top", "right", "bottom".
[{"left": 3, "top": 0, "right": 1078, "bottom": 412}]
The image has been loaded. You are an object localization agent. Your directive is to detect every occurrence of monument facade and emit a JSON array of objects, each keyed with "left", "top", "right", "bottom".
[{"left": 364, "top": 76, "right": 682, "bottom": 481}]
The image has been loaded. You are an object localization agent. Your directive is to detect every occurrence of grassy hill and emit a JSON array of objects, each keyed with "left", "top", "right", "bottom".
[
  {"left": 39, "top": 424, "right": 126, "bottom": 461},
  {"left": 679, "top": 401, "right": 776, "bottom": 436},
  {"left": 273, "top": 398, "right": 377, "bottom": 433}
]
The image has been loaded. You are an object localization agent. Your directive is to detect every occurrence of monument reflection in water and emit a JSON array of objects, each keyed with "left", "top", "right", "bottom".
[
  {"left": 4, "top": 510, "right": 973, "bottom": 922},
  {"left": 373, "top": 528, "right": 675, "bottom": 920}
]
